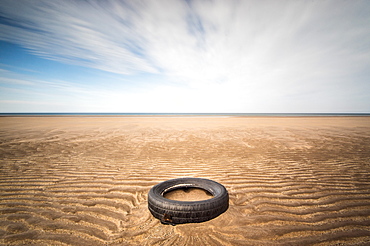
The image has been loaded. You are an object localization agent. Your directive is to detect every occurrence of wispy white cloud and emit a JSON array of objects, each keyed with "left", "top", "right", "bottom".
[
  {"left": 0, "top": 68, "right": 99, "bottom": 102},
  {"left": 0, "top": 1, "right": 158, "bottom": 75},
  {"left": 0, "top": 0, "right": 369, "bottom": 112}
]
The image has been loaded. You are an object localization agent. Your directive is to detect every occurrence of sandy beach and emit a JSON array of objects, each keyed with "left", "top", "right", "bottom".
[{"left": 0, "top": 116, "right": 369, "bottom": 245}]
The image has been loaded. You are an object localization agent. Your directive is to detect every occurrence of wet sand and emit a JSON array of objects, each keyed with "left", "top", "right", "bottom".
[{"left": 0, "top": 116, "right": 369, "bottom": 245}]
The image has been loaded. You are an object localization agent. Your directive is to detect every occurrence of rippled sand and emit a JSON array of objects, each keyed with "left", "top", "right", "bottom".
[{"left": 0, "top": 116, "right": 369, "bottom": 245}]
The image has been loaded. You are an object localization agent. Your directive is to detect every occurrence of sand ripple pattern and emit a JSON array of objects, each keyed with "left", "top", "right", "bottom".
[{"left": 0, "top": 117, "right": 370, "bottom": 245}]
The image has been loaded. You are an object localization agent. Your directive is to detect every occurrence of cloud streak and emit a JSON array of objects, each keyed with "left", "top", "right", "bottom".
[
  {"left": 0, "top": 0, "right": 369, "bottom": 112},
  {"left": 0, "top": 1, "right": 158, "bottom": 75}
]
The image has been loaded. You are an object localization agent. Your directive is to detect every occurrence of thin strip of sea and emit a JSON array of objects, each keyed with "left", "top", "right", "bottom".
[{"left": 0, "top": 113, "right": 369, "bottom": 117}]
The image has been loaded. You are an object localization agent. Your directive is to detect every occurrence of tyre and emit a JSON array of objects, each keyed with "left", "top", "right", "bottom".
[{"left": 148, "top": 177, "right": 229, "bottom": 225}]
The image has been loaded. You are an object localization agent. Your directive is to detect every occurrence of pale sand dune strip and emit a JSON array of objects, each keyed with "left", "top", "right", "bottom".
[{"left": 1, "top": 117, "right": 370, "bottom": 245}]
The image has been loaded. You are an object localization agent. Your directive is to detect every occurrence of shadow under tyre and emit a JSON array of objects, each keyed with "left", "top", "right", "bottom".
[{"left": 148, "top": 177, "right": 229, "bottom": 225}]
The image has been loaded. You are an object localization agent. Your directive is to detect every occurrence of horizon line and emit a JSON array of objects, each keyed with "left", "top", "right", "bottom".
[{"left": 1, "top": 112, "right": 370, "bottom": 117}]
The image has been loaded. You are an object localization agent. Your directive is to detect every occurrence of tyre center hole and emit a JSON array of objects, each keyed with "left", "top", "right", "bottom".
[{"left": 163, "top": 187, "right": 214, "bottom": 201}]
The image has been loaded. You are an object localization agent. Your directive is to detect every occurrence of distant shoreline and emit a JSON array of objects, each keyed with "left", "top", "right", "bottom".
[{"left": 0, "top": 113, "right": 370, "bottom": 118}]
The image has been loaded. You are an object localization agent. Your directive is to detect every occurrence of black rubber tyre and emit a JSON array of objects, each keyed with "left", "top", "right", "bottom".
[{"left": 148, "top": 177, "right": 229, "bottom": 225}]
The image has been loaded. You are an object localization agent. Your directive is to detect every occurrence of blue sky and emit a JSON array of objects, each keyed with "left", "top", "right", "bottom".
[{"left": 0, "top": 0, "right": 369, "bottom": 113}]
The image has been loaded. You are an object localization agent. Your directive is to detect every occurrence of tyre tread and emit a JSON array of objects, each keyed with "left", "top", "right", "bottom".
[{"left": 148, "top": 178, "right": 229, "bottom": 224}]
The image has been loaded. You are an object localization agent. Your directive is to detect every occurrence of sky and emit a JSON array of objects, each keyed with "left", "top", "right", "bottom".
[{"left": 0, "top": 0, "right": 369, "bottom": 113}]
